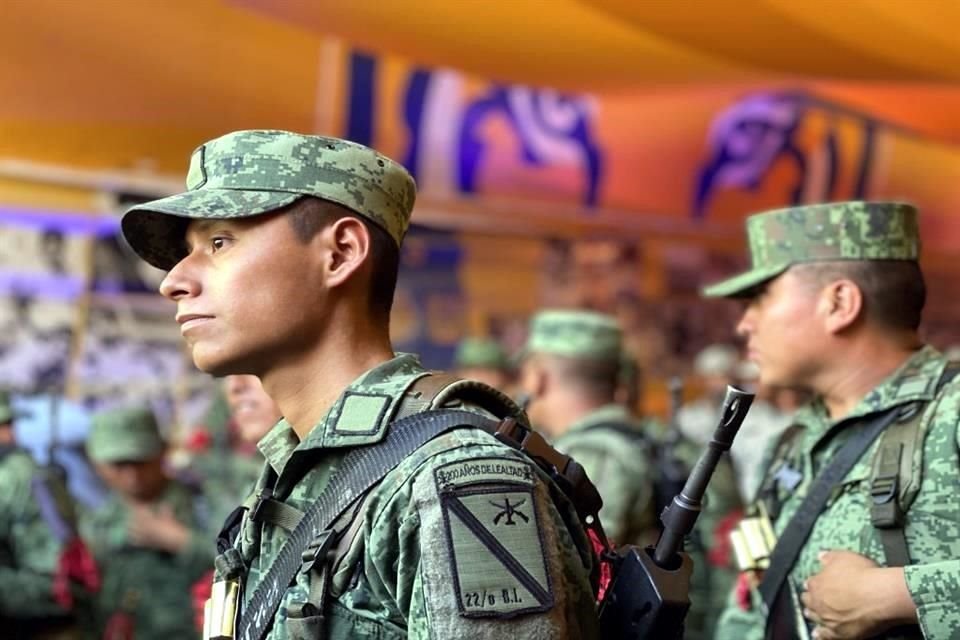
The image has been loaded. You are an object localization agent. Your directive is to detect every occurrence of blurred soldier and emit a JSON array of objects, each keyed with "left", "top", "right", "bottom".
[
  {"left": 676, "top": 344, "right": 739, "bottom": 446},
  {"left": 709, "top": 202, "right": 960, "bottom": 640},
  {"left": 518, "top": 309, "right": 655, "bottom": 545},
  {"left": 665, "top": 345, "right": 744, "bottom": 640},
  {"left": 729, "top": 360, "right": 792, "bottom": 503},
  {"left": 1, "top": 390, "right": 98, "bottom": 639},
  {"left": 195, "top": 375, "right": 281, "bottom": 530},
  {"left": 452, "top": 336, "right": 512, "bottom": 391},
  {"left": 121, "top": 130, "right": 599, "bottom": 638},
  {"left": 84, "top": 406, "right": 212, "bottom": 639}
]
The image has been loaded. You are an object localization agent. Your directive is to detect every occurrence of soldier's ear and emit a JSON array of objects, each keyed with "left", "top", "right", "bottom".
[
  {"left": 821, "top": 278, "right": 863, "bottom": 335},
  {"left": 322, "top": 216, "right": 371, "bottom": 289}
]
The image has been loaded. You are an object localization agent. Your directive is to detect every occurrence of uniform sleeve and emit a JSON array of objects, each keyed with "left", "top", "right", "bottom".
[
  {"left": 904, "top": 560, "right": 960, "bottom": 640},
  {"left": 406, "top": 455, "right": 598, "bottom": 640}
]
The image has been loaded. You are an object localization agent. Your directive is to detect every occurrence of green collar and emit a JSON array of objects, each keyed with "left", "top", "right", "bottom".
[
  {"left": 257, "top": 353, "right": 427, "bottom": 476},
  {"left": 800, "top": 345, "right": 947, "bottom": 436}
]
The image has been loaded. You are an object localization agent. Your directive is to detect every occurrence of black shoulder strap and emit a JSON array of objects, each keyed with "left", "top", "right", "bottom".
[
  {"left": 237, "top": 409, "right": 502, "bottom": 640},
  {"left": 758, "top": 403, "right": 912, "bottom": 638}
]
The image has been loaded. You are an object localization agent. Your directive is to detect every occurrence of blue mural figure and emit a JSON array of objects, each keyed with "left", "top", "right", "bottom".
[
  {"left": 457, "top": 87, "right": 603, "bottom": 207},
  {"left": 693, "top": 92, "right": 876, "bottom": 219},
  {"left": 347, "top": 52, "right": 603, "bottom": 207}
]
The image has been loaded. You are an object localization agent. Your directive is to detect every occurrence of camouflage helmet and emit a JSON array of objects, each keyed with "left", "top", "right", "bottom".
[
  {"left": 122, "top": 130, "right": 417, "bottom": 270},
  {"left": 703, "top": 201, "right": 920, "bottom": 298},
  {"left": 521, "top": 309, "right": 622, "bottom": 362},
  {"left": 87, "top": 406, "right": 165, "bottom": 463}
]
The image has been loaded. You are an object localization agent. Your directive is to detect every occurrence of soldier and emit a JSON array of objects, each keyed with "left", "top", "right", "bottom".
[
  {"left": 84, "top": 406, "right": 213, "bottom": 639},
  {"left": 517, "top": 309, "right": 655, "bottom": 545},
  {"left": 196, "top": 375, "right": 281, "bottom": 531},
  {"left": 676, "top": 344, "right": 739, "bottom": 446},
  {"left": 708, "top": 202, "right": 960, "bottom": 640},
  {"left": 0, "top": 390, "right": 97, "bottom": 639},
  {"left": 120, "top": 130, "right": 599, "bottom": 639},
  {"left": 452, "top": 337, "right": 512, "bottom": 391}
]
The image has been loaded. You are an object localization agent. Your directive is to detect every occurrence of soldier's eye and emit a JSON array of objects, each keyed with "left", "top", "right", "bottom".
[{"left": 211, "top": 237, "right": 229, "bottom": 253}]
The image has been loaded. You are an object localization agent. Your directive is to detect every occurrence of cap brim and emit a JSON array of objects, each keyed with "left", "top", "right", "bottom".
[
  {"left": 121, "top": 189, "right": 302, "bottom": 270},
  {"left": 702, "top": 263, "right": 789, "bottom": 298}
]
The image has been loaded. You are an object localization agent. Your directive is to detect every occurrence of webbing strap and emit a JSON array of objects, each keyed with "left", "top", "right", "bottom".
[
  {"left": 759, "top": 403, "right": 909, "bottom": 637},
  {"left": 236, "top": 409, "right": 501, "bottom": 640},
  {"left": 868, "top": 361, "right": 960, "bottom": 568}
]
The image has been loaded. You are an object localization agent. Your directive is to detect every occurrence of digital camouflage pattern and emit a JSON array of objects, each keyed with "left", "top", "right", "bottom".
[
  {"left": 717, "top": 346, "right": 960, "bottom": 640},
  {"left": 122, "top": 130, "right": 417, "bottom": 270},
  {"left": 521, "top": 310, "right": 621, "bottom": 362},
  {"left": 704, "top": 201, "right": 920, "bottom": 298},
  {"left": 224, "top": 354, "right": 598, "bottom": 639},
  {"left": 552, "top": 404, "right": 654, "bottom": 545},
  {"left": 87, "top": 406, "right": 165, "bottom": 463},
  {"left": 81, "top": 481, "right": 213, "bottom": 640},
  {"left": 453, "top": 338, "right": 510, "bottom": 370}
]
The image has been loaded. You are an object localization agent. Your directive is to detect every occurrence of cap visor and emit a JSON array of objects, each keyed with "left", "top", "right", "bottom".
[
  {"left": 121, "top": 189, "right": 302, "bottom": 270},
  {"left": 701, "top": 264, "right": 788, "bottom": 298}
]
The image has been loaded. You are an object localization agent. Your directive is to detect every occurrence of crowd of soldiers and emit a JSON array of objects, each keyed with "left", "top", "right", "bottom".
[{"left": 2, "top": 129, "right": 958, "bottom": 640}]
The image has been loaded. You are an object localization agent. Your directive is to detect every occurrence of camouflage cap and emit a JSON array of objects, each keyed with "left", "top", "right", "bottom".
[
  {"left": 454, "top": 337, "right": 510, "bottom": 370},
  {"left": 703, "top": 201, "right": 920, "bottom": 298},
  {"left": 122, "top": 130, "right": 417, "bottom": 270},
  {"left": 522, "top": 309, "right": 622, "bottom": 362},
  {"left": 87, "top": 407, "right": 165, "bottom": 463}
]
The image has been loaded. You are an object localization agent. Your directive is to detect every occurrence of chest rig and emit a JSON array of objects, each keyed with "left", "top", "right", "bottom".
[{"left": 204, "top": 373, "right": 605, "bottom": 640}]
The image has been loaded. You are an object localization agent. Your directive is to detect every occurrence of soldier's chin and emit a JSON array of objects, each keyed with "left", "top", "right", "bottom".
[{"left": 190, "top": 346, "right": 247, "bottom": 378}]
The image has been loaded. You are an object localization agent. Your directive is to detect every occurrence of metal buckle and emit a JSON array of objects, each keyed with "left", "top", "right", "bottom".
[{"left": 248, "top": 487, "right": 273, "bottom": 522}]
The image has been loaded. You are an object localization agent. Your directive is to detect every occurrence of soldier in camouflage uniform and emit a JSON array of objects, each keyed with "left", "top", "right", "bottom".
[
  {"left": 707, "top": 202, "right": 960, "bottom": 640},
  {"left": 0, "top": 391, "right": 94, "bottom": 639},
  {"left": 197, "top": 375, "right": 280, "bottom": 533},
  {"left": 83, "top": 406, "right": 213, "bottom": 639},
  {"left": 121, "top": 130, "right": 598, "bottom": 639},
  {"left": 517, "top": 309, "right": 655, "bottom": 545},
  {"left": 452, "top": 337, "right": 513, "bottom": 392}
]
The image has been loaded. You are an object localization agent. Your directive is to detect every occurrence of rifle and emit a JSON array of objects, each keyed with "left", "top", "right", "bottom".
[{"left": 598, "top": 385, "right": 754, "bottom": 639}]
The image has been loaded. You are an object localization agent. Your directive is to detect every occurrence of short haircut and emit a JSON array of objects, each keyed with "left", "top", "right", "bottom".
[
  {"left": 286, "top": 196, "right": 399, "bottom": 323},
  {"left": 796, "top": 260, "right": 926, "bottom": 332},
  {"left": 542, "top": 354, "right": 620, "bottom": 403}
]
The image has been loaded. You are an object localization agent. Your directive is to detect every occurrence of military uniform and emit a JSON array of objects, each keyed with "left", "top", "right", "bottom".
[
  {"left": 120, "top": 130, "right": 600, "bottom": 639},
  {"left": 520, "top": 310, "right": 656, "bottom": 546},
  {"left": 554, "top": 404, "right": 655, "bottom": 545},
  {"left": 0, "top": 391, "right": 92, "bottom": 639},
  {"left": 83, "top": 407, "right": 213, "bottom": 640},
  {"left": 706, "top": 202, "right": 960, "bottom": 640}
]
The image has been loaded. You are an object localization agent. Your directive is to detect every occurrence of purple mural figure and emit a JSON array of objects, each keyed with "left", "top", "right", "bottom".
[
  {"left": 694, "top": 92, "right": 876, "bottom": 219},
  {"left": 457, "top": 86, "right": 603, "bottom": 207}
]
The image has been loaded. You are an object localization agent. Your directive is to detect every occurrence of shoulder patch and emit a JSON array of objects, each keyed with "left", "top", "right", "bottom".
[
  {"left": 434, "top": 457, "right": 553, "bottom": 618},
  {"left": 333, "top": 392, "right": 391, "bottom": 434}
]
